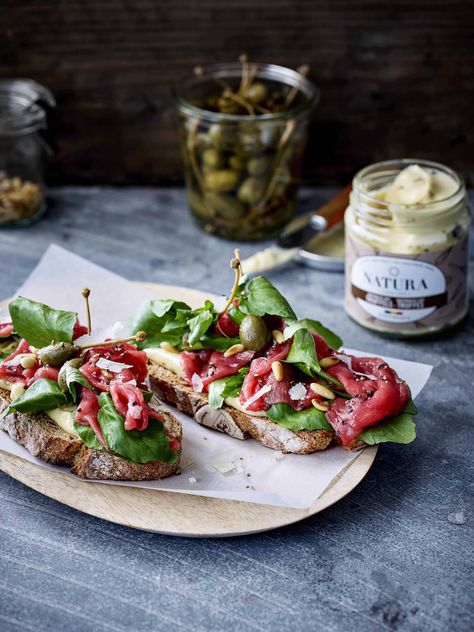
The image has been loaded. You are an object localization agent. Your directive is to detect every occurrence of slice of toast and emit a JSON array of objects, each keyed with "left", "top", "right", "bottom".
[
  {"left": 147, "top": 364, "right": 334, "bottom": 454},
  {"left": 0, "top": 388, "right": 181, "bottom": 481}
]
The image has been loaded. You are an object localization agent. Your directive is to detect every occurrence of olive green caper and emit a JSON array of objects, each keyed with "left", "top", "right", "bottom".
[
  {"left": 239, "top": 315, "right": 271, "bottom": 351},
  {"left": 188, "top": 190, "right": 215, "bottom": 219},
  {"left": 205, "top": 169, "right": 240, "bottom": 193},
  {"left": 238, "top": 177, "right": 266, "bottom": 206},
  {"left": 243, "top": 82, "right": 268, "bottom": 104},
  {"left": 58, "top": 357, "right": 83, "bottom": 392},
  {"left": 201, "top": 148, "right": 224, "bottom": 169},
  {"left": 208, "top": 124, "right": 237, "bottom": 150},
  {"left": 228, "top": 155, "right": 247, "bottom": 171},
  {"left": 206, "top": 193, "right": 247, "bottom": 219},
  {"left": 38, "top": 342, "right": 79, "bottom": 367},
  {"left": 247, "top": 156, "right": 271, "bottom": 176}
]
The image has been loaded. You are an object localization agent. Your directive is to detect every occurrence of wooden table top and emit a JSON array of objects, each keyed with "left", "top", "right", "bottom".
[{"left": 0, "top": 187, "right": 472, "bottom": 632}]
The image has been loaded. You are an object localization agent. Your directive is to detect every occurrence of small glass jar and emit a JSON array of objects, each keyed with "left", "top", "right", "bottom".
[
  {"left": 345, "top": 159, "right": 470, "bottom": 337},
  {"left": 173, "top": 63, "right": 319, "bottom": 241},
  {"left": 0, "top": 79, "right": 55, "bottom": 227}
]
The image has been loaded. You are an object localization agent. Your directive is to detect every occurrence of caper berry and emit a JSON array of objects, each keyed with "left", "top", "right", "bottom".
[
  {"left": 228, "top": 155, "right": 247, "bottom": 171},
  {"left": 243, "top": 82, "right": 268, "bottom": 104},
  {"left": 205, "top": 193, "right": 247, "bottom": 219},
  {"left": 247, "top": 156, "right": 271, "bottom": 176},
  {"left": 238, "top": 177, "right": 266, "bottom": 206},
  {"left": 239, "top": 315, "right": 270, "bottom": 351},
  {"left": 201, "top": 148, "right": 224, "bottom": 169},
  {"left": 38, "top": 342, "right": 79, "bottom": 367},
  {"left": 58, "top": 357, "right": 83, "bottom": 392},
  {"left": 205, "top": 170, "right": 240, "bottom": 193}
]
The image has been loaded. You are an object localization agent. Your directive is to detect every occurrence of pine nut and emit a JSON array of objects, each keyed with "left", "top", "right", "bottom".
[
  {"left": 20, "top": 354, "right": 37, "bottom": 369},
  {"left": 10, "top": 383, "right": 26, "bottom": 400},
  {"left": 319, "top": 356, "right": 340, "bottom": 368},
  {"left": 224, "top": 343, "right": 245, "bottom": 357},
  {"left": 271, "top": 361, "right": 284, "bottom": 381},
  {"left": 272, "top": 329, "right": 284, "bottom": 344},
  {"left": 310, "top": 382, "right": 335, "bottom": 400},
  {"left": 312, "top": 399, "right": 329, "bottom": 412},
  {"left": 160, "top": 341, "right": 180, "bottom": 354}
]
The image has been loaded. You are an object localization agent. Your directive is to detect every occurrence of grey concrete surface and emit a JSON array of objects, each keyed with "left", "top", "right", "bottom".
[{"left": 0, "top": 187, "right": 472, "bottom": 632}]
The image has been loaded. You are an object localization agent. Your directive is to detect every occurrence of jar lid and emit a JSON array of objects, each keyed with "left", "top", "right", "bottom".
[{"left": 0, "top": 79, "right": 55, "bottom": 135}]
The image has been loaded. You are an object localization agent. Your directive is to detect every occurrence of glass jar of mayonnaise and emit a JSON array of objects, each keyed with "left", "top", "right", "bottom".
[{"left": 345, "top": 159, "right": 470, "bottom": 337}]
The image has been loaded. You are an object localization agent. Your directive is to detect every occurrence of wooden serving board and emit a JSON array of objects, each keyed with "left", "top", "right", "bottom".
[{"left": 0, "top": 284, "right": 377, "bottom": 537}]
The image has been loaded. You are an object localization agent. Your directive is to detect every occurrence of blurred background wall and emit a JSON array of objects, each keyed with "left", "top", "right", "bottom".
[{"left": 1, "top": 0, "right": 473, "bottom": 186}]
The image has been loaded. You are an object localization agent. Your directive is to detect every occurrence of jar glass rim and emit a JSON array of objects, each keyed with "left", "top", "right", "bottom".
[
  {"left": 352, "top": 158, "right": 465, "bottom": 212},
  {"left": 172, "top": 62, "right": 320, "bottom": 123}
]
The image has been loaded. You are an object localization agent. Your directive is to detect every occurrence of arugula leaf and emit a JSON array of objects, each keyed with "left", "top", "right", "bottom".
[
  {"left": 9, "top": 297, "right": 77, "bottom": 348},
  {"left": 285, "top": 329, "right": 341, "bottom": 387},
  {"left": 358, "top": 409, "right": 416, "bottom": 445},
  {"left": 0, "top": 338, "right": 18, "bottom": 361},
  {"left": 97, "top": 393, "right": 178, "bottom": 464},
  {"left": 130, "top": 299, "right": 191, "bottom": 349},
  {"left": 208, "top": 368, "right": 249, "bottom": 410},
  {"left": 227, "top": 303, "right": 245, "bottom": 325},
  {"left": 188, "top": 335, "right": 241, "bottom": 352},
  {"left": 243, "top": 277, "right": 296, "bottom": 319},
  {"left": 284, "top": 318, "right": 342, "bottom": 350},
  {"left": 60, "top": 362, "right": 93, "bottom": 401},
  {"left": 187, "top": 309, "right": 214, "bottom": 345},
  {"left": 266, "top": 404, "right": 333, "bottom": 431},
  {"left": 73, "top": 422, "right": 103, "bottom": 450},
  {"left": 8, "top": 378, "right": 69, "bottom": 413}
]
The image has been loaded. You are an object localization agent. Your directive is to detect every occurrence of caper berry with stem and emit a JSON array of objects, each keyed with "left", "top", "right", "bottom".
[
  {"left": 206, "top": 192, "right": 246, "bottom": 219},
  {"left": 243, "top": 81, "right": 268, "bottom": 104},
  {"left": 38, "top": 342, "right": 80, "bottom": 367},
  {"left": 239, "top": 315, "right": 271, "bottom": 351}
]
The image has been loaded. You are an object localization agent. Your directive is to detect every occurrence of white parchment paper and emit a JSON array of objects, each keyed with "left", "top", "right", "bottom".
[{"left": 0, "top": 245, "right": 432, "bottom": 508}]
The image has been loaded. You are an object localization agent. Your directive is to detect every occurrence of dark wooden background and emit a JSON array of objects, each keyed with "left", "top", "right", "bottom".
[{"left": 1, "top": 0, "right": 473, "bottom": 186}]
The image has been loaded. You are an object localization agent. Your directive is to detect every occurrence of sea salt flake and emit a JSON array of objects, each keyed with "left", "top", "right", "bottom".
[{"left": 188, "top": 477, "right": 198, "bottom": 484}]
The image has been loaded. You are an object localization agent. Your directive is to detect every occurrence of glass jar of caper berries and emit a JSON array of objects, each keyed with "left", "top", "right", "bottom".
[{"left": 174, "top": 62, "right": 319, "bottom": 241}]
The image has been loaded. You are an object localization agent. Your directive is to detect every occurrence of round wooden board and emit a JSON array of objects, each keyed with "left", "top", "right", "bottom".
[{"left": 0, "top": 283, "right": 378, "bottom": 537}]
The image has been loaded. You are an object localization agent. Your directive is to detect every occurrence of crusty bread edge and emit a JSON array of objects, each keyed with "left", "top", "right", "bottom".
[
  {"left": 147, "top": 363, "right": 334, "bottom": 454},
  {"left": 0, "top": 388, "right": 182, "bottom": 481}
]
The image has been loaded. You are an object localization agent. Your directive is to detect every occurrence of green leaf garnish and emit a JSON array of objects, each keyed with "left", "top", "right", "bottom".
[
  {"left": 96, "top": 393, "right": 178, "bottom": 464},
  {"left": 8, "top": 378, "right": 69, "bottom": 413},
  {"left": 358, "top": 400, "right": 418, "bottom": 445},
  {"left": 60, "top": 363, "right": 94, "bottom": 402},
  {"left": 208, "top": 368, "right": 249, "bottom": 410},
  {"left": 242, "top": 276, "right": 297, "bottom": 319},
  {"left": 266, "top": 404, "right": 333, "bottom": 431},
  {"left": 284, "top": 318, "right": 342, "bottom": 350},
  {"left": 9, "top": 297, "right": 77, "bottom": 348},
  {"left": 285, "top": 329, "right": 341, "bottom": 387}
]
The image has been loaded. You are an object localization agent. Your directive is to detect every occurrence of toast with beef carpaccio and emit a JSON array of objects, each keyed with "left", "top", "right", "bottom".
[
  {"left": 0, "top": 296, "right": 181, "bottom": 480},
  {"left": 131, "top": 252, "right": 417, "bottom": 453}
]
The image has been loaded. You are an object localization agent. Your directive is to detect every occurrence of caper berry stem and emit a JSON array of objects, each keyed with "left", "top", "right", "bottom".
[
  {"left": 81, "top": 287, "right": 92, "bottom": 334},
  {"left": 219, "top": 249, "right": 242, "bottom": 316},
  {"left": 223, "top": 89, "right": 255, "bottom": 115},
  {"left": 283, "top": 64, "right": 310, "bottom": 109},
  {"left": 76, "top": 331, "right": 147, "bottom": 350}
]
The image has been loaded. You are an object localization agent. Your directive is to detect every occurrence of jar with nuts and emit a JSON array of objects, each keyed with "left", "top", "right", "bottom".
[
  {"left": 0, "top": 79, "right": 55, "bottom": 227},
  {"left": 174, "top": 60, "right": 319, "bottom": 241}
]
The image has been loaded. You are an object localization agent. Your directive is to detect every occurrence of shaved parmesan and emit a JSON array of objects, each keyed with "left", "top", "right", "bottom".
[
  {"left": 241, "top": 383, "right": 272, "bottom": 410},
  {"left": 95, "top": 357, "right": 133, "bottom": 373},
  {"left": 288, "top": 382, "right": 307, "bottom": 401},
  {"left": 192, "top": 372, "right": 204, "bottom": 393}
]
